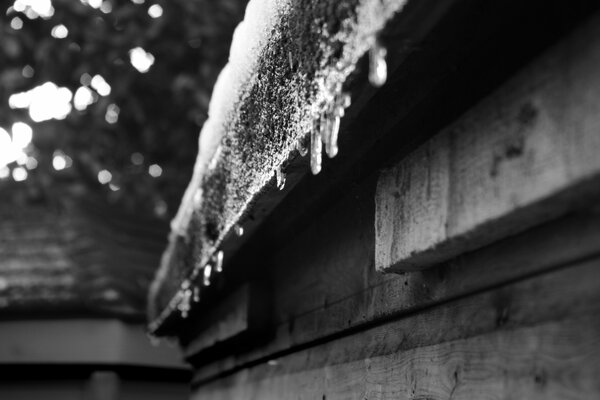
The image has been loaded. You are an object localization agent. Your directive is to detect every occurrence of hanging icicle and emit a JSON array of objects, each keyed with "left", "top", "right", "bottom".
[
  {"left": 325, "top": 114, "right": 340, "bottom": 158},
  {"left": 203, "top": 264, "right": 213, "bottom": 286},
  {"left": 275, "top": 166, "right": 286, "bottom": 190},
  {"left": 214, "top": 250, "right": 224, "bottom": 273},
  {"left": 310, "top": 118, "right": 322, "bottom": 175},
  {"left": 369, "top": 40, "right": 387, "bottom": 87},
  {"left": 192, "top": 286, "right": 201, "bottom": 303},
  {"left": 177, "top": 280, "right": 192, "bottom": 318}
]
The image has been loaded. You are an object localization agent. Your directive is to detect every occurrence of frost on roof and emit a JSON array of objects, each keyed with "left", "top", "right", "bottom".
[{"left": 148, "top": 0, "right": 409, "bottom": 328}]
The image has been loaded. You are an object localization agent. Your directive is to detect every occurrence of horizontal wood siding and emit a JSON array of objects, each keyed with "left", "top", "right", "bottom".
[
  {"left": 376, "top": 12, "right": 600, "bottom": 272},
  {"left": 193, "top": 257, "right": 600, "bottom": 399},
  {"left": 187, "top": 10, "right": 600, "bottom": 400}
]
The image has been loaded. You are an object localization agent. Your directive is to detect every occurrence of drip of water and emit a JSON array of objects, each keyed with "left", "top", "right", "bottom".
[
  {"left": 234, "top": 224, "right": 244, "bottom": 236},
  {"left": 203, "top": 264, "right": 212, "bottom": 286},
  {"left": 369, "top": 40, "right": 387, "bottom": 87},
  {"left": 214, "top": 250, "right": 224, "bottom": 273},
  {"left": 275, "top": 166, "right": 286, "bottom": 190},
  {"left": 310, "top": 118, "right": 322, "bottom": 175},
  {"left": 193, "top": 286, "right": 201, "bottom": 303}
]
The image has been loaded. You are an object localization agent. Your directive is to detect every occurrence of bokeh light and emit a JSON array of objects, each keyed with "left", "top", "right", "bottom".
[{"left": 129, "top": 47, "right": 155, "bottom": 73}]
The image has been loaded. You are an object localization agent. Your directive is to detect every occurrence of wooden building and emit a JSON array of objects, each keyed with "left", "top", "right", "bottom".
[
  {"left": 148, "top": 0, "right": 600, "bottom": 398},
  {"left": 0, "top": 197, "right": 190, "bottom": 399}
]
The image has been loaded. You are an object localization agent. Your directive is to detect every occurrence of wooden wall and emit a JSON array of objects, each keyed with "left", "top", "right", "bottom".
[{"left": 187, "top": 11, "right": 600, "bottom": 400}]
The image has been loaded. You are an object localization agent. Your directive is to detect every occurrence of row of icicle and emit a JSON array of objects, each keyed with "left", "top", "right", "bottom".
[{"left": 165, "top": 39, "right": 387, "bottom": 326}]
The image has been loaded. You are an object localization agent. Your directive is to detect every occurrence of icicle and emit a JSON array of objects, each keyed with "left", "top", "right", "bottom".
[
  {"left": 341, "top": 93, "right": 351, "bottom": 108},
  {"left": 193, "top": 286, "right": 201, "bottom": 303},
  {"left": 288, "top": 51, "right": 294, "bottom": 71},
  {"left": 320, "top": 111, "right": 331, "bottom": 147},
  {"left": 310, "top": 118, "right": 322, "bottom": 175},
  {"left": 326, "top": 114, "right": 340, "bottom": 158},
  {"left": 335, "top": 92, "right": 351, "bottom": 118},
  {"left": 369, "top": 40, "right": 387, "bottom": 87},
  {"left": 296, "top": 139, "right": 308, "bottom": 157},
  {"left": 275, "top": 166, "right": 286, "bottom": 190},
  {"left": 203, "top": 264, "right": 212, "bottom": 286},
  {"left": 234, "top": 224, "right": 244, "bottom": 236},
  {"left": 178, "top": 287, "right": 192, "bottom": 319},
  {"left": 214, "top": 250, "right": 224, "bottom": 273}
]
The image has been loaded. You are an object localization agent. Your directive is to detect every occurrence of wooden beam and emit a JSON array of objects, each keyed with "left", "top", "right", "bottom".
[
  {"left": 376, "top": 13, "right": 600, "bottom": 272},
  {"left": 179, "top": 282, "right": 271, "bottom": 366}
]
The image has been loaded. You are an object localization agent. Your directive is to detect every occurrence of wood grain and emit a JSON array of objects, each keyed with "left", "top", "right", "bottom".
[
  {"left": 376, "top": 13, "right": 600, "bottom": 272},
  {"left": 192, "top": 257, "right": 600, "bottom": 399},
  {"left": 191, "top": 198, "right": 600, "bottom": 383}
]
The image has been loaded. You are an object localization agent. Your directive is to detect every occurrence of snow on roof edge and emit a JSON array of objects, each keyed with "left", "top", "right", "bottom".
[{"left": 149, "top": 0, "right": 410, "bottom": 333}]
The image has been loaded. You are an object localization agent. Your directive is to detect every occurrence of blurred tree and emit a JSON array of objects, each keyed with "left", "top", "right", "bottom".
[{"left": 0, "top": 0, "right": 246, "bottom": 219}]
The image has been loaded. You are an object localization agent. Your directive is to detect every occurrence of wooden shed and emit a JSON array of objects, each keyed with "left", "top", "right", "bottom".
[
  {"left": 148, "top": 0, "right": 600, "bottom": 398},
  {"left": 0, "top": 195, "right": 190, "bottom": 399}
]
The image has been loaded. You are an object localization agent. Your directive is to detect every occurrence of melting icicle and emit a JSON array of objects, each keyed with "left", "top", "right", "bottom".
[
  {"left": 310, "top": 119, "right": 322, "bottom": 175},
  {"left": 326, "top": 114, "right": 340, "bottom": 158},
  {"left": 193, "top": 286, "right": 201, "bottom": 303},
  {"left": 214, "top": 250, "right": 224, "bottom": 273},
  {"left": 369, "top": 40, "right": 387, "bottom": 87},
  {"left": 341, "top": 93, "right": 351, "bottom": 108},
  {"left": 234, "top": 224, "right": 244, "bottom": 236},
  {"left": 320, "top": 111, "right": 331, "bottom": 150},
  {"left": 203, "top": 264, "right": 212, "bottom": 286},
  {"left": 275, "top": 166, "right": 286, "bottom": 190},
  {"left": 178, "top": 288, "right": 192, "bottom": 319}
]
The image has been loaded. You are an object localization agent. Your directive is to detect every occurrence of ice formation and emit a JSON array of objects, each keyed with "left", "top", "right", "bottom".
[{"left": 148, "top": 0, "right": 407, "bottom": 330}]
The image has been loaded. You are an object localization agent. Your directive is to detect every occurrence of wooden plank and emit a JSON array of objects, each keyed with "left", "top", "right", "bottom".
[
  {"left": 190, "top": 198, "right": 600, "bottom": 383},
  {"left": 180, "top": 282, "right": 271, "bottom": 366},
  {"left": 376, "top": 12, "right": 600, "bottom": 272},
  {"left": 181, "top": 285, "right": 251, "bottom": 356},
  {"left": 192, "top": 257, "right": 600, "bottom": 398},
  {"left": 186, "top": 10, "right": 600, "bottom": 379},
  {"left": 196, "top": 320, "right": 600, "bottom": 400}
]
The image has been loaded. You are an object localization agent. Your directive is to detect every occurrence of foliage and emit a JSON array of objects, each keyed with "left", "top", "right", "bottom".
[{"left": 0, "top": 0, "right": 246, "bottom": 218}]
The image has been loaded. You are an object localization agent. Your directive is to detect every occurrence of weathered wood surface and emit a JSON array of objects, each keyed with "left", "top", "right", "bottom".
[
  {"left": 181, "top": 285, "right": 251, "bottom": 358},
  {"left": 193, "top": 256, "right": 600, "bottom": 399},
  {"left": 186, "top": 13, "right": 600, "bottom": 382},
  {"left": 376, "top": 13, "right": 600, "bottom": 273},
  {"left": 191, "top": 193, "right": 600, "bottom": 384}
]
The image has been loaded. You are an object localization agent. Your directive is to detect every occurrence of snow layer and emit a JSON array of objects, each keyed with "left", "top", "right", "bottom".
[{"left": 149, "top": 0, "right": 409, "bottom": 329}]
